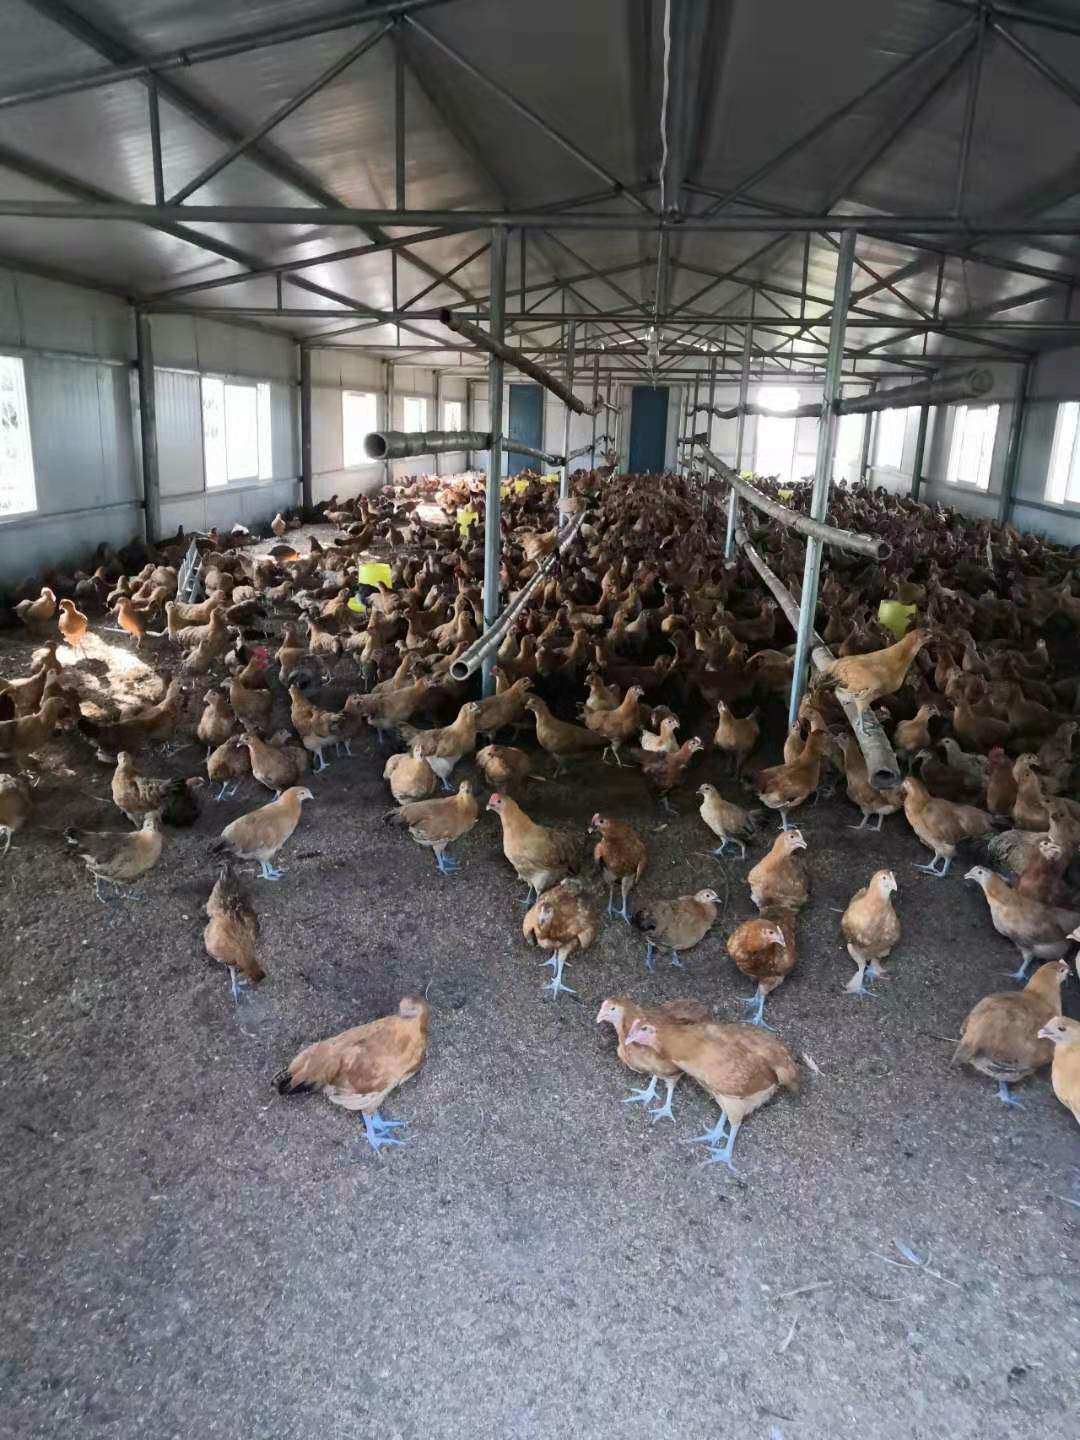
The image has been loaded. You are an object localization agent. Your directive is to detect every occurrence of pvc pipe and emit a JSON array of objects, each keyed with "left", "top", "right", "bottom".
[{"left": 736, "top": 527, "right": 901, "bottom": 790}]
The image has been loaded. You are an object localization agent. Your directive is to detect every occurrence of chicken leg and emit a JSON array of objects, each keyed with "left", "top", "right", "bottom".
[
  {"left": 996, "top": 1080, "right": 1023, "bottom": 1108},
  {"left": 623, "top": 1076, "right": 658, "bottom": 1106},
  {"left": 1005, "top": 954, "right": 1033, "bottom": 982},
  {"left": 702, "top": 1120, "right": 743, "bottom": 1175},
  {"left": 914, "top": 854, "right": 951, "bottom": 877},
  {"left": 648, "top": 1076, "right": 677, "bottom": 1124},
  {"left": 687, "top": 1115, "right": 729, "bottom": 1147},
  {"left": 543, "top": 949, "right": 576, "bottom": 998},
  {"left": 738, "top": 989, "right": 776, "bottom": 1029},
  {"left": 258, "top": 860, "right": 284, "bottom": 881},
  {"left": 362, "top": 1111, "right": 406, "bottom": 1153},
  {"left": 711, "top": 839, "right": 746, "bottom": 860},
  {"left": 434, "top": 849, "right": 460, "bottom": 876}
]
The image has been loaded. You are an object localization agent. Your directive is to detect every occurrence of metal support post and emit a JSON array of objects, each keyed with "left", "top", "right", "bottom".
[
  {"left": 300, "top": 346, "right": 313, "bottom": 513},
  {"left": 910, "top": 404, "right": 929, "bottom": 501},
  {"left": 135, "top": 313, "right": 161, "bottom": 544},
  {"left": 590, "top": 356, "right": 599, "bottom": 470},
  {"left": 690, "top": 371, "right": 701, "bottom": 487},
  {"left": 789, "top": 229, "right": 856, "bottom": 727},
  {"left": 383, "top": 361, "right": 394, "bottom": 487},
  {"left": 998, "top": 357, "right": 1034, "bottom": 525},
  {"left": 704, "top": 356, "right": 717, "bottom": 510},
  {"left": 858, "top": 382, "right": 876, "bottom": 481},
  {"left": 726, "top": 303, "right": 753, "bottom": 557},
  {"left": 433, "top": 369, "right": 441, "bottom": 475},
  {"left": 482, "top": 228, "right": 508, "bottom": 696},
  {"left": 560, "top": 319, "right": 577, "bottom": 512}
]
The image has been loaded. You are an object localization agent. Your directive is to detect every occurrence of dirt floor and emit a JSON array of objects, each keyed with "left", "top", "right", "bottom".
[{"left": 2, "top": 532, "right": 1079, "bottom": 1440}]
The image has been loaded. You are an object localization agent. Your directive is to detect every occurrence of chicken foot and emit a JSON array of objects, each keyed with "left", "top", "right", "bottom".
[
  {"left": 701, "top": 1121, "right": 743, "bottom": 1175},
  {"left": 543, "top": 950, "right": 576, "bottom": 999},
  {"left": 643, "top": 941, "right": 684, "bottom": 971},
  {"left": 648, "top": 1076, "right": 678, "bottom": 1124},
  {"left": 361, "top": 1111, "right": 406, "bottom": 1154},
  {"left": 93, "top": 876, "right": 141, "bottom": 903},
  {"left": 214, "top": 781, "right": 241, "bottom": 801},
  {"left": 257, "top": 860, "right": 284, "bottom": 881},
  {"left": 434, "top": 849, "right": 460, "bottom": 876},
  {"left": 606, "top": 886, "right": 633, "bottom": 923},
  {"left": 995, "top": 1080, "right": 1024, "bottom": 1108},
  {"left": 848, "top": 811, "right": 885, "bottom": 832},
  {"left": 711, "top": 839, "right": 746, "bottom": 860},
  {"left": 737, "top": 989, "right": 776, "bottom": 1030},
  {"left": 228, "top": 967, "right": 251, "bottom": 1004},
  {"left": 914, "top": 854, "right": 952, "bottom": 877},
  {"left": 1005, "top": 955, "right": 1034, "bottom": 982},
  {"left": 623, "top": 1076, "right": 659, "bottom": 1106}
]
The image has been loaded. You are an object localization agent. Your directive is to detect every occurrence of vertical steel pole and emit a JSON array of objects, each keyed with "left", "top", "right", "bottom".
[
  {"left": 726, "top": 297, "right": 754, "bottom": 557},
  {"left": 998, "top": 357, "right": 1033, "bottom": 526},
  {"left": 910, "top": 404, "right": 929, "bottom": 501},
  {"left": 560, "top": 319, "right": 576, "bottom": 512},
  {"left": 300, "top": 345, "right": 313, "bottom": 513},
  {"left": 135, "top": 313, "right": 161, "bottom": 544},
  {"left": 148, "top": 79, "right": 164, "bottom": 206},
  {"left": 590, "top": 355, "right": 599, "bottom": 470},
  {"left": 482, "top": 228, "right": 507, "bottom": 697},
  {"left": 690, "top": 370, "right": 701, "bottom": 487},
  {"left": 788, "top": 229, "right": 856, "bottom": 727},
  {"left": 858, "top": 381, "right": 876, "bottom": 482},
  {"left": 394, "top": 30, "right": 406, "bottom": 211},
  {"left": 433, "top": 369, "right": 441, "bottom": 476},
  {"left": 383, "top": 361, "right": 394, "bottom": 488}
]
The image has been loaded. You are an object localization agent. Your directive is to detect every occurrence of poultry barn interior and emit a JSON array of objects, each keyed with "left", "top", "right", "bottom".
[{"left": 5, "top": 3, "right": 1080, "bottom": 1438}]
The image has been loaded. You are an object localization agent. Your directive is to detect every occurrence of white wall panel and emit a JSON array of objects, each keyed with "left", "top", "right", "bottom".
[{"left": 155, "top": 369, "right": 205, "bottom": 498}]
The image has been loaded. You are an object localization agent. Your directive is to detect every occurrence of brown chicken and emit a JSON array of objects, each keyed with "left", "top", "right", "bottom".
[
  {"left": 840, "top": 869, "right": 901, "bottom": 995},
  {"left": 894, "top": 702, "right": 938, "bottom": 759},
  {"left": 747, "top": 829, "right": 809, "bottom": 913},
  {"left": 726, "top": 914, "right": 796, "bottom": 1027},
  {"left": 1011, "top": 755, "right": 1049, "bottom": 832},
  {"left": 595, "top": 995, "right": 711, "bottom": 1122},
  {"left": 472, "top": 675, "right": 532, "bottom": 741},
  {"left": 76, "top": 677, "right": 185, "bottom": 755},
  {"left": 522, "top": 878, "right": 599, "bottom": 997},
  {"left": 631, "top": 888, "right": 721, "bottom": 970},
  {"left": 57, "top": 598, "right": 88, "bottom": 650},
  {"left": 964, "top": 866, "right": 1080, "bottom": 980},
  {"left": 823, "top": 629, "right": 933, "bottom": 731},
  {"left": 1015, "top": 838, "right": 1068, "bottom": 908},
  {"left": 273, "top": 996, "right": 430, "bottom": 1154},
  {"left": 953, "top": 699, "right": 1010, "bottom": 752},
  {"left": 0, "top": 695, "right": 73, "bottom": 768},
  {"left": 229, "top": 675, "right": 273, "bottom": 735},
  {"left": 584, "top": 685, "right": 644, "bottom": 765},
  {"left": 589, "top": 813, "right": 647, "bottom": 922},
  {"left": 954, "top": 960, "right": 1067, "bottom": 1105},
  {"left": 111, "top": 750, "right": 190, "bottom": 824},
  {"left": 407, "top": 701, "right": 481, "bottom": 790},
  {"left": 624, "top": 1015, "right": 799, "bottom": 1173},
  {"left": 696, "top": 783, "right": 757, "bottom": 860},
  {"left": 985, "top": 746, "right": 1018, "bottom": 815},
  {"left": 713, "top": 701, "right": 759, "bottom": 775},
  {"left": 215, "top": 785, "right": 314, "bottom": 880},
  {"left": 16, "top": 586, "right": 57, "bottom": 627},
  {"left": 384, "top": 779, "right": 479, "bottom": 875},
  {"left": 524, "top": 696, "right": 608, "bottom": 774},
  {"left": 384, "top": 745, "right": 437, "bottom": 803},
  {"left": 204, "top": 860, "right": 262, "bottom": 1001},
  {"left": 753, "top": 726, "right": 830, "bottom": 829},
  {"left": 289, "top": 685, "right": 345, "bottom": 771},
  {"left": 113, "top": 595, "right": 146, "bottom": 647},
  {"left": 898, "top": 776, "right": 993, "bottom": 877},
  {"left": 197, "top": 688, "right": 236, "bottom": 752},
  {"left": 475, "top": 743, "right": 533, "bottom": 795},
  {"left": 487, "top": 792, "right": 580, "bottom": 901},
  {"left": 641, "top": 735, "right": 703, "bottom": 811},
  {"left": 242, "top": 730, "right": 309, "bottom": 795},
  {"left": 65, "top": 812, "right": 163, "bottom": 900},
  {"left": 0, "top": 773, "right": 32, "bottom": 854},
  {"left": 836, "top": 733, "right": 903, "bottom": 831},
  {"left": 1036, "top": 1016, "right": 1080, "bottom": 1129}
]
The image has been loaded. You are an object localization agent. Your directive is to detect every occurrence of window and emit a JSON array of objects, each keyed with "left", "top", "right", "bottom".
[
  {"left": 946, "top": 403, "right": 998, "bottom": 491},
  {"left": 342, "top": 390, "right": 378, "bottom": 468},
  {"left": 0, "top": 355, "right": 36, "bottom": 517},
  {"left": 833, "top": 412, "right": 866, "bottom": 482},
  {"left": 875, "top": 407, "right": 908, "bottom": 470},
  {"left": 1045, "top": 401, "right": 1080, "bottom": 505},
  {"left": 443, "top": 399, "right": 464, "bottom": 432},
  {"left": 402, "top": 396, "right": 428, "bottom": 433},
  {"left": 202, "top": 376, "right": 273, "bottom": 487},
  {"left": 753, "top": 385, "right": 799, "bottom": 482}
]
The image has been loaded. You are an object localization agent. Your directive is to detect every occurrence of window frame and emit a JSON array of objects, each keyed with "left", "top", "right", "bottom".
[
  {"left": 874, "top": 406, "right": 908, "bottom": 471},
  {"left": 752, "top": 384, "right": 800, "bottom": 483},
  {"left": 0, "top": 352, "right": 38, "bottom": 520},
  {"left": 401, "top": 394, "right": 429, "bottom": 434},
  {"left": 945, "top": 402, "right": 999, "bottom": 493},
  {"left": 442, "top": 398, "right": 464, "bottom": 433},
  {"left": 342, "top": 389, "right": 379, "bottom": 469},
  {"left": 1045, "top": 400, "right": 1080, "bottom": 507},
  {"left": 201, "top": 374, "right": 273, "bottom": 488}
]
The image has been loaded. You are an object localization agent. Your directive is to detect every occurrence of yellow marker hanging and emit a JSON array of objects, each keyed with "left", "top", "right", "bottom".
[
  {"left": 514, "top": 478, "right": 530, "bottom": 495},
  {"left": 457, "top": 506, "right": 478, "bottom": 539}
]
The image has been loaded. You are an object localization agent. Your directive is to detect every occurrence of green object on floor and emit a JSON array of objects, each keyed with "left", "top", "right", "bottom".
[
  {"left": 878, "top": 598, "right": 916, "bottom": 640},
  {"left": 356, "top": 561, "right": 393, "bottom": 588}
]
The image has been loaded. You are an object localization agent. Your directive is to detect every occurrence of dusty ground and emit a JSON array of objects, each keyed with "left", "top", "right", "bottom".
[{"left": 2, "top": 537, "right": 1079, "bottom": 1440}]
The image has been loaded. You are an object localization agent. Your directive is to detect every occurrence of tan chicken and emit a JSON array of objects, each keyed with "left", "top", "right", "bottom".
[
  {"left": 383, "top": 779, "right": 479, "bottom": 875},
  {"left": 215, "top": 785, "right": 314, "bottom": 880},
  {"left": 229, "top": 675, "right": 273, "bottom": 735},
  {"left": 631, "top": 888, "right": 721, "bottom": 970},
  {"left": 57, "top": 598, "right": 88, "bottom": 650},
  {"left": 985, "top": 747, "right": 1018, "bottom": 816},
  {"left": 752, "top": 726, "right": 830, "bottom": 829},
  {"left": 898, "top": 776, "right": 993, "bottom": 877},
  {"left": 1011, "top": 755, "right": 1049, "bottom": 832},
  {"left": 589, "top": 813, "right": 647, "bottom": 922},
  {"left": 407, "top": 701, "right": 481, "bottom": 790},
  {"left": 595, "top": 995, "right": 711, "bottom": 1122},
  {"left": 475, "top": 743, "right": 532, "bottom": 795},
  {"left": 384, "top": 744, "right": 437, "bottom": 803},
  {"left": 0, "top": 773, "right": 32, "bottom": 854},
  {"left": 823, "top": 629, "right": 933, "bottom": 731},
  {"left": 346, "top": 678, "right": 433, "bottom": 747},
  {"left": 696, "top": 783, "right": 757, "bottom": 860},
  {"left": 641, "top": 735, "right": 703, "bottom": 812},
  {"left": 242, "top": 730, "right": 309, "bottom": 795},
  {"left": 487, "top": 792, "right": 580, "bottom": 902},
  {"left": 472, "top": 675, "right": 532, "bottom": 741},
  {"left": 16, "top": 587, "right": 57, "bottom": 627},
  {"left": 522, "top": 878, "right": 599, "bottom": 997},
  {"left": 624, "top": 1015, "right": 799, "bottom": 1173},
  {"left": 726, "top": 914, "right": 796, "bottom": 1027},
  {"left": 964, "top": 866, "right": 1080, "bottom": 980},
  {"left": 584, "top": 685, "right": 644, "bottom": 766},
  {"left": 271, "top": 512, "right": 287, "bottom": 537},
  {"left": 836, "top": 733, "right": 903, "bottom": 831},
  {"left": 953, "top": 698, "right": 1010, "bottom": 752},
  {"left": 713, "top": 701, "right": 759, "bottom": 775},
  {"left": 197, "top": 688, "right": 236, "bottom": 753},
  {"left": 988, "top": 803, "right": 1080, "bottom": 876},
  {"left": 289, "top": 685, "right": 345, "bottom": 771},
  {"left": 0, "top": 695, "right": 73, "bottom": 768},
  {"left": 1015, "top": 838, "right": 1068, "bottom": 908},
  {"left": 894, "top": 702, "right": 938, "bottom": 760},
  {"left": 1036, "top": 1016, "right": 1080, "bottom": 1129},
  {"left": 954, "top": 960, "right": 1066, "bottom": 1106},
  {"left": 840, "top": 869, "right": 901, "bottom": 995},
  {"left": 0, "top": 644, "right": 61, "bottom": 717},
  {"left": 747, "top": 829, "right": 808, "bottom": 913},
  {"left": 114, "top": 596, "right": 147, "bottom": 648},
  {"left": 204, "top": 860, "right": 262, "bottom": 1002},
  {"left": 273, "top": 996, "right": 430, "bottom": 1154},
  {"left": 76, "top": 677, "right": 185, "bottom": 755},
  {"left": 110, "top": 750, "right": 190, "bottom": 824},
  {"left": 65, "top": 812, "right": 163, "bottom": 901},
  {"left": 640, "top": 714, "right": 680, "bottom": 754},
  {"left": 524, "top": 696, "right": 608, "bottom": 775}
]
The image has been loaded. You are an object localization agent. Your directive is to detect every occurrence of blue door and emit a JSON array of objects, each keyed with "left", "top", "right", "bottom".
[
  {"left": 506, "top": 384, "right": 544, "bottom": 475},
  {"left": 628, "top": 386, "right": 669, "bottom": 473}
]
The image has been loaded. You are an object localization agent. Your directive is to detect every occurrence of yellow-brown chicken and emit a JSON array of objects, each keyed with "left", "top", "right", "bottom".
[
  {"left": 641, "top": 735, "right": 703, "bottom": 811},
  {"left": 522, "top": 878, "right": 599, "bottom": 997},
  {"left": 964, "top": 866, "right": 1080, "bottom": 979},
  {"left": 197, "top": 688, "right": 236, "bottom": 753},
  {"left": 1011, "top": 755, "right": 1049, "bottom": 832},
  {"left": 65, "top": 812, "right": 163, "bottom": 900},
  {"left": 624, "top": 1015, "right": 799, "bottom": 1173},
  {"left": 0, "top": 695, "right": 73, "bottom": 768},
  {"left": 822, "top": 629, "right": 933, "bottom": 731},
  {"left": 384, "top": 744, "right": 437, "bottom": 803},
  {"left": 726, "top": 914, "right": 796, "bottom": 1027},
  {"left": 640, "top": 714, "right": 681, "bottom": 754},
  {"left": 954, "top": 960, "right": 1067, "bottom": 1105},
  {"left": 407, "top": 701, "right": 481, "bottom": 790},
  {"left": 524, "top": 696, "right": 608, "bottom": 774},
  {"left": 57, "top": 598, "right": 88, "bottom": 650},
  {"left": 840, "top": 869, "right": 901, "bottom": 995},
  {"left": 289, "top": 685, "right": 345, "bottom": 771},
  {"left": 835, "top": 733, "right": 904, "bottom": 831},
  {"left": 76, "top": 677, "right": 185, "bottom": 754},
  {"left": 589, "top": 813, "right": 647, "bottom": 922},
  {"left": 1036, "top": 1015, "right": 1080, "bottom": 1129},
  {"left": 584, "top": 685, "right": 644, "bottom": 766},
  {"left": 713, "top": 701, "right": 759, "bottom": 775},
  {"left": 273, "top": 996, "right": 430, "bottom": 1154},
  {"left": 475, "top": 743, "right": 532, "bottom": 795},
  {"left": 696, "top": 783, "right": 757, "bottom": 860},
  {"left": 215, "top": 785, "right": 313, "bottom": 880},
  {"left": 752, "top": 726, "right": 830, "bottom": 828},
  {"left": 472, "top": 676, "right": 532, "bottom": 741},
  {"left": 16, "top": 586, "right": 57, "bottom": 628},
  {"left": 595, "top": 995, "right": 711, "bottom": 1122},
  {"left": 747, "top": 829, "right": 808, "bottom": 913},
  {"left": 898, "top": 776, "right": 993, "bottom": 877},
  {"left": 204, "top": 860, "right": 262, "bottom": 1001},
  {"left": 242, "top": 730, "right": 309, "bottom": 795},
  {"left": 487, "top": 792, "right": 580, "bottom": 901},
  {"left": 0, "top": 773, "right": 32, "bottom": 854},
  {"left": 114, "top": 596, "right": 147, "bottom": 648},
  {"left": 631, "top": 888, "right": 721, "bottom": 970},
  {"left": 894, "top": 702, "right": 938, "bottom": 760},
  {"left": 229, "top": 674, "right": 273, "bottom": 735},
  {"left": 110, "top": 750, "right": 191, "bottom": 825},
  {"left": 384, "top": 779, "right": 479, "bottom": 875}
]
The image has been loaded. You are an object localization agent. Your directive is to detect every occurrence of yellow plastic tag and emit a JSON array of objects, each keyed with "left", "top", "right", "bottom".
[
  {"left": 514, "top": 478, "right": 530, "bottom": 494},
  {"left": 777, "top": 488, "right": 794, "bottom": 501},
  {"left": 878, "top": 599, "right": 916, "bottom": 640},
  {"left": 355, "top": 561, "right": 393, "bottom": 587},
  {"left": 457, "top": 506, "right": 478, "bottom": 537}
]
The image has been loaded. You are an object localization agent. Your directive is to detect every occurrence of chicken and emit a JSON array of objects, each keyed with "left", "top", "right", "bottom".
[
  {"left": 383, "top": 779, "right": 479, "bottom": 875},
  {"left": 898, "top": 776, "right": 993, "bottom": 877},
  {"left": 624, "top": 1016, "right": 799, "bottom": 1173},
  {"left": 747, "top": 829, "right": 809, "bottom": 913},
  {"left": 57, "top": 598, "right": 88, "bottom": 650},
  {"left": 65, "top": 812, "right": 163, "bottom": 901},
  {"left": 472, "top": 675, "right": 532, "bottom": 740},
  {"left": 486, "top": 792, "right": 580, "bottom": 902},
  {"left": 197, "top": 687, "right": 236, "bottom": 753},
  {"left": 595, "top": 995, "right": 711, "bottom": 1122},
  {"left": 836, "top": 733, "right": 903, "bottom": 831},
  {"left": 522, "top": 878, "right": 599, "bottom": 997},
  {"left": 631, "top": 888, "right": 721, "bottom": 970},
  {"left": 289, "top": 685, "right": 345, "bottom": 771},
  {"left": 963, "top": 866, "right": 1080, "bottom": 980},
  {"left": 1011, "top": 755, "right": 1049, "bottom": 831},
  {"left": 988, "top": 803, "right": 1080, "bottom": 876},
  {"left": 271, "top": 511, "right": 287, "bottom": 537},
  {"left": 1036, "top": 1016, "right": 1080, "bottom": 1129},
  {"left": 584, "top": 685, "right": 644, "bottom": 765},
  {"left": 408, "top": 701, "right": 481, "bottom": 790},
  {"left": 696, "top": 783, "right": 757, "bottom": 859},
  {"left": 0, "top": 696, "right": 73, "bottom": 768},
  {"left": 954, "top": 960, "right": 1067, "bottom": 1106},
  {"left": 524, "top": 696, "right": 608, "bottom": 774},
  {"left": 345, "top": 678, "right": 432, "bottom": 747},
  {"left": 215, "top": 785, "right": 314, "bottom": 880},
  {"left": 114, "top": 597, "right": 146, "bottom": 648},
  {"left": 203, "top": 860, "right": 262, "bottom": 1001},
  {"left": 713, "top": 701, "right": 759, "bottom": 775},
  {"left": 985, "top": 746, "right": 1018, "bottom": 816},
  {"left": 823, "top": 629, "right": 933, "bottom": 731},
  {"left": 76, "top": 677, "right": 185, "bottom": 754},
  {"left": 1015, "top": 838, "right": 1068, "bottom": 908},
  {"left": 752, "top": 726, "right": 830, "bottom": 829},
  {"left": 207, "top": 734, "right": 251, "bottom": 799},
  {"left": 953, "top": 699, "right": 1010, "bottom": 752},
  {"left": 894, "top": 702, "right": 938, "bottom": 759},
  {"left": 589, "top": 813, "right": 647, "bottom": 922},
  {"left": 726, "top": 914, "right": 796, "bottom": 1027},
  {"left": 640, "top": 714, "right": 681, "bottom": 756},
  {"left": 229, "top": 675, "right": 273, "bottom": 735},
  {"left": 273, "top": 996, "right": 430, "bottom": 1154},
  {"left": 15, "top": 587, "right": 57, "bottom": 627},
  {"left": 111, "top": 750, "right": 191, "bottom": 824},
  {"left": 474, "top": 743, "right": 532, "bottom": 795},
  {"left": 0, "top": 773, "right": 31, "bottom": 854},
  {"left": 641, "top": 736, "right": 703, "bottom": 811},
  {"left": 242, "top": 730, "right": 309, "bottom": 795},
  {"left": 0, "top": 645, "right": 61, "bottom": 716},
  {"left": 840, "top": 869, "right": 901, "bottom": 996}
]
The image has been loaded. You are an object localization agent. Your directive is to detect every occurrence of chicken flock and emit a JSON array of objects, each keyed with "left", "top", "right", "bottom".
[{"left": 1, "top": 471, "right": 1079, "bottom": 1169}]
